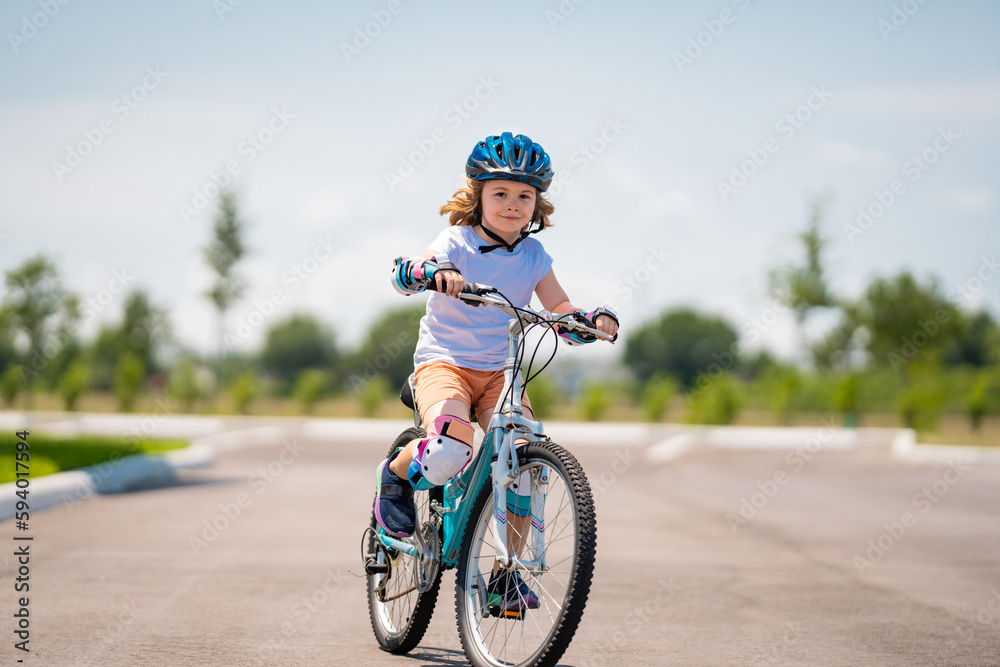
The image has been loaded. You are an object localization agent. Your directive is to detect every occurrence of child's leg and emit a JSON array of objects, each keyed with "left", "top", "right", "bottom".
[{"left": 388, "top": 398, "right": 472, "bottom": 478}]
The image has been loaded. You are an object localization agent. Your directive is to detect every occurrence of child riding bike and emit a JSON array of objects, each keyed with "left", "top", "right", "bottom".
[{"left": 376, "top": 132, "right": 619, "bottom": 614}]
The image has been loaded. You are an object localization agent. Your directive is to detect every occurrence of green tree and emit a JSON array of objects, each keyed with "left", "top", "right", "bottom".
[
  {"left": 349, "top": 305, "right": 424, "bottom": 394},
  {"left": 624, "top": 308, "right": 739, "bottom": 388},
  {"left": 946, "top": 311, "right": 999, "bottom": 368},
  {"left": 260, "top": 314, "right": 336, "bottom": 387},
  {"left": 853, "top": 272, "right": 960, "bottom": 372},
  {"left": 120, "top": 289, "right": 169, "bottom": 376},
  {"left": 114, "top": 353, "right": 145, "bottom": 412},
  {"left": 204, "top": 191, "right": 247, "bottom": 360},
  {"left": 767, "top": 195, "right": 834, "bottom": 361},
  {"left": 3, "top": 255, "right": 66, "bottom": 394},
  {"left": 40, "top": 295, "right": 83, "bottom": 390},
  {"left": 294, "top": 369, "right": 328, "bottom": 414}
]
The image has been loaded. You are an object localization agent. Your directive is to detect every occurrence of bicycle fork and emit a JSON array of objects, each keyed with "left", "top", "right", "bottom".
[{"left": 492, "top": 431, "right": 549, "bottom": 573}]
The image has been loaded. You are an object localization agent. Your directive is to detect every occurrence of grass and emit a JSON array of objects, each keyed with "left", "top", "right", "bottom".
[{"left": 0, "top": 432, "right": 188, "bottom": 484}]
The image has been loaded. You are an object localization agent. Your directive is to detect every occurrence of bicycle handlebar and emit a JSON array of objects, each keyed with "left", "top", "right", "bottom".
[{"left": 422, "top": 270, "right": 616, "bottom": 343}]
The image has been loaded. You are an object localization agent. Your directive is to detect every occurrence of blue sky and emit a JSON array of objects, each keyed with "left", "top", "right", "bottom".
[{"left": 1, "top": 0, "right": 998, "bottom": 364}]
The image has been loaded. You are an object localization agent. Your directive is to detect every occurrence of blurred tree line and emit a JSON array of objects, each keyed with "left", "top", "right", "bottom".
[
  {"left": 1, "top": 191, "right": 997, "bottom": 434},
  {"left": 620, "top": 196, "right": 1000, "bottom": 432}
]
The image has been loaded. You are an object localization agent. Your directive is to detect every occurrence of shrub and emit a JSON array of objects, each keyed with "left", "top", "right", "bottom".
[
  {"left": 294, "top": 369, "right": 328, "bottom": 414},
  {"left": 229, "top": 372, "right": 258, "bottom": 414},
  {"left": 525, "top": 375, "right": 560, "bottom": 420},
  {"left": 1, "top": 365, "right": 22, "bottom": 407},
  {"left": 685, "top": 372, "right": 744, "bottom": 425},
  {"left": 833, "top": 373, "right": 861, "bottom": 426},
  {"left": 113, "top": 354, "right": 145, "bottom": 412},
  {"left": 578, "top": 381, "right": 612, "bottom": 422},
  {"left": 58, "top": 360, "right": 89, "bottom": 411},
  {"left": 169, "top": 359, "right": 203, "bottom": 413},
  {"left": 896, "top": 382, "right": 946, "bottom": 432},
  {"left": 641, "top": 375, "right": 679, "bottom": 422},
  {"left": 359, "top": 375, "right": 391, "bottom": 418}
]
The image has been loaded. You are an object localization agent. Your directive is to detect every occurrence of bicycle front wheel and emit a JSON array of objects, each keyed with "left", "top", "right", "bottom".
[{"left": 455, "top": 440, "right": 596, "bottom": 667}]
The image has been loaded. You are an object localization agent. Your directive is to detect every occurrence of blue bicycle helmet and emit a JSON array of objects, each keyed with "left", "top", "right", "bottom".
[{"left": 466, "top": 132, "right": 554, "bottom": 192}]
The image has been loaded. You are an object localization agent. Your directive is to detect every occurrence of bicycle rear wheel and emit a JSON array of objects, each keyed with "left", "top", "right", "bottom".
[
  {"left": 455, "top": 440, "right": 596, "bottom": 667},
  {"left": 366, "top": 427, "right": 443, "bottom": 654}
]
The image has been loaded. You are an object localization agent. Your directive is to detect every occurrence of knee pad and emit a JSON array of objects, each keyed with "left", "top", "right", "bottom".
[{"left": 407, "top": 415, "right": 475, "bottom": 489}]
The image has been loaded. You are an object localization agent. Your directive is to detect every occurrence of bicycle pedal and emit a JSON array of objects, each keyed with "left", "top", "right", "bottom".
[{"left": 502, "top": 609, "right": 524, "bottom": 621}]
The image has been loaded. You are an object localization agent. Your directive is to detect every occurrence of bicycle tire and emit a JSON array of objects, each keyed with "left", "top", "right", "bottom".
[
  {"left": 455, "top": 440, "right": 596, "bottom": 667},
  {"left": 366, "top": 427, "right": 443, "bottom": 654}
]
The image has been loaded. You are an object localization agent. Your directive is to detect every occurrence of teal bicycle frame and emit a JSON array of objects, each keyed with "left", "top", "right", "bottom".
[{"left": 376, "top": 316, "right": 549, "bottom": 573}]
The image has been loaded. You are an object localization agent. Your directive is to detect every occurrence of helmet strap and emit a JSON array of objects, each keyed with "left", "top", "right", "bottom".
[{"left": 476, "top": 217, "right": 543, "bottom": 254}]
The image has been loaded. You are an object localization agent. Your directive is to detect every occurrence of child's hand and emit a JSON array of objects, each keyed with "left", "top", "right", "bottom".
[
  {"left": 595, "top": 314, "right": 619, "bottom": 339},
  {"left": 435, "top": 268, "right": 465, "bottom": 298}
]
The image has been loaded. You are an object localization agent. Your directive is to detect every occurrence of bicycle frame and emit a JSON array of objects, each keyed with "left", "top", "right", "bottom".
[
  {"left": 375, "top": 290, "right": 611, "bottom": 574},
  {"left": 377, "top": 318, "right": 547, "bottom": 572}
]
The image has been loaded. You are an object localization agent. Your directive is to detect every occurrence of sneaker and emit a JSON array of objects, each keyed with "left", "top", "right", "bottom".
[
  {"left": 374, "top": 451, "right": 416, "bottom": 537},
  {"left": 486, "top": 569, "right": 539, "bottom": 613}
]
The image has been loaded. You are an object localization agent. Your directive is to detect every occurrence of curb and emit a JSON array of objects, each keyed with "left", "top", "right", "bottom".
[
  {"left": 890, "top": 429, "right": 1000, "bottom": 465},
  {"left": 0, "top": 444, "right": 215, "bottom": 521}
]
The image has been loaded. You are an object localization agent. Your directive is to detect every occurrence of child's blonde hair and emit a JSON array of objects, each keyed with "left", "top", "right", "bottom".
[{"left": 439, "top": 178, "right": 555, "bottom": 229}]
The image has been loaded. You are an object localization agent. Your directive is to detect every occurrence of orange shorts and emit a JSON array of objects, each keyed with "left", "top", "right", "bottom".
[{"left": 413, "top": 361, "right": 532, "bottom": 430}]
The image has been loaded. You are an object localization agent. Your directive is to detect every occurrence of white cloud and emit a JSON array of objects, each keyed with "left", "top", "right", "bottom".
[{"left": 928, "top": 186, "right": 995, "bottom": 213}]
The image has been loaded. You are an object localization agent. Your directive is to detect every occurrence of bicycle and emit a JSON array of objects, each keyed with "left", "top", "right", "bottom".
[{"left": 362, "top": 279, "right": 615, "bottom": 667}]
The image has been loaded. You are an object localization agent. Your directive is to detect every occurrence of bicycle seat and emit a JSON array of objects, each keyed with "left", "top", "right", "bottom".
[{"left": 399, "top": 374, "right": 417, "bottom": 412}]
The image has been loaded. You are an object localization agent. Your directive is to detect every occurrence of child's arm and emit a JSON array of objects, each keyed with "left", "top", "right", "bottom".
[{"left": 535, "top": 269, "right": 619, "bottom": 338}]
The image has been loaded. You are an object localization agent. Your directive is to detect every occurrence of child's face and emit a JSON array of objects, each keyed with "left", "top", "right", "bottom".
[{"left": 479, "top": 179, "right": 537, "bottom": 236}]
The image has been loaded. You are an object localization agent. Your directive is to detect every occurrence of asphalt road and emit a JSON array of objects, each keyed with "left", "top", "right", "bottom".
[{"left": 3, "top": 419, "right": 999, "bottom": 666}]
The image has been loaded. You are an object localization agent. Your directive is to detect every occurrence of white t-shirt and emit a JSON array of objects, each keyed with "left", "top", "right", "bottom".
[{"left": 413, "top": 225, "right": 553, "bottom": 371}]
